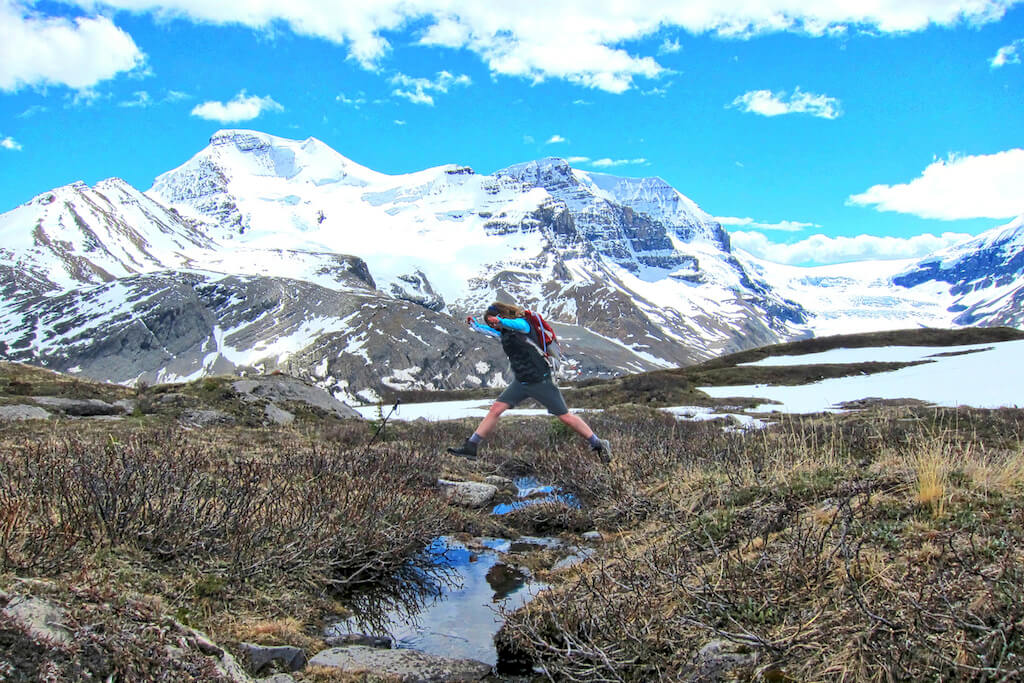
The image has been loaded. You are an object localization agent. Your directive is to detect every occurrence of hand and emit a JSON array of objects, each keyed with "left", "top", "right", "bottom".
[
  {"left": 465, "top": 316, "right": 473, "bottom": 325},
  {"left": 485, "top": 315, "right": 499, "bottom": 328}
]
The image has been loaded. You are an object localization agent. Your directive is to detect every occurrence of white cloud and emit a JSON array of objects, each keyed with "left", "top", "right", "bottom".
[
  {"left": 848, "top": 149, "right": 1024, "bottom": 220},
  {"left": 190, "top": 90, "right": 283, "bottom": 122},
  {"left": 523, "top": 135, "right": 535, "bottom": 144},
  {"left": 731, "top": 230, "right": 974, "bottom": 265},
  {"left": 659, "top": 38, "right": 682, "bottom": 54},
  {"left": 66, "top": 87, "right": 103, "bottom": 107},
  {"left": 591, "top": 157, "right": 649, "bottom": 167},
  {"left": 546, "top": 135, "right": 566, "bottom": 144},
  {"left": 1, "top": 136, "right": 23, "bottom": 151},
  {"left": 0, "top": 1, "right": 145, "bottom": 92},
  {"left": 336, "top": 92, "right": 366, "bottom": 107},
  {"left": 394, "top": 119, "right": 406, "bottom": 126},
  {"left": 17, "top": 104, "right": 47, "bottom": 118},
  {"left": 391, "top": 70, "right": 470, "bottom": 106},
  {"left": 717, "top": 216, "right": 817, "bottom": 232},
  {"left": 119, "top": 90, "right": 151, "bottom": 107},
  {"left": 567, "top": 156, "right": 591, "bottom": 164},
  {"left": 730, "top": 87, "right": 842, "bottom": 119},
  {"left": 990, "top": 38, "right": 1023, "bottom": 67},
  {"left": 164, "top": 90, "right": 189, "bottom": 102},
  {"left": 58, "top": 1, "right": 1017, "bottom": 94}
]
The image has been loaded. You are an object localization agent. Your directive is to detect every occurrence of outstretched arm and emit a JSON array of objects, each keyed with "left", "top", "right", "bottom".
[
  {"left": 467, "top": 317, "right": 500, "bottom": 338},
  {"left": 491, "top": 316, "right": 530, "bottom": 333}
]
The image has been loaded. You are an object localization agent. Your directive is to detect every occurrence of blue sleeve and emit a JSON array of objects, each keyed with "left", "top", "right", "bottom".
[
  {"left": 468, "top": 318, "right": 500, "bottom": 338},
  {"left": 496, "top": 316, "right": 531, "bottom": 333}
]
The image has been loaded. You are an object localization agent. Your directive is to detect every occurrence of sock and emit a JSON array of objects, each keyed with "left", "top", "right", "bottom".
[
  {"left": 469, "top": 433, "right": 483, "bottom": 445},
  {"left": 588, "top": 434, "right": 602, "bottom": 448}
]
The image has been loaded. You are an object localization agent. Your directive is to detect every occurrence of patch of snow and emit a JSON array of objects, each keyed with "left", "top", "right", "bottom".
[{"left": 700, "top": 339, "right": 1024, "bottom": 412}]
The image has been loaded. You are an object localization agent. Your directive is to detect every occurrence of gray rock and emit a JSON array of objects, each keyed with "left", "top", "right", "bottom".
[
  {"left": 551, "top": 548, "right": 594, "bottom": 572},
  {"left": 0, "top": 405, "right": 51, "bottom": 421},
  {"left": 323, "top": 633, "right": 392, "bottom": 649},
  {"left": 30, "top": 396, "right": 122, "bottom": 416},
  {"left": 173, "top": 623, "right": 252, "bottom": 683},
  {"left": 256, "top": 676, "right": 294, "bottom": 683},
  {"left": 308, "top": 645, "right": 491, "bottom": 682},
  {"left": 688, "top": 640, "right": 758, "bottom": 682},
  {"left": 239, "top": 642, "right": 307, "bottom": 673},
  {"left": 263, "top": 403, "right": 295, "bottom": 425},
  {"left": 233, "top": 376, "right": 360, "bottom": 420},
  {"left": 1, "top": 595, "right": 72, "bottom": 644},
  {"left": 437, "top": 479, "right": 499, "bottom": 508},
  {"left": 113, "top": 398, "right": 138, "bottom": 413},
  {"left": 582, "top": 530, "right": 603, "bottom": 542},
  {"left": 483, "top": 475, "right": 515, "bottom": 490},
  {"left": 180, "top": 409, "right": 236, "bottom": 427}
]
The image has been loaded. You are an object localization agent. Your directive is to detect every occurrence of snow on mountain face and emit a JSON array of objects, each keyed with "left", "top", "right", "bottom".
[
  {"left": 2, "top": 127, "right": 1019, "bottom": 400},
  {"left": 144, "top": 131, "right": 808, "bottom": 363},
  {"left": 0, "top": 178, "right": 214, "bottom": 298},
  {"left": 893, "top": 215, "right": 1024, "bottom": 327}
]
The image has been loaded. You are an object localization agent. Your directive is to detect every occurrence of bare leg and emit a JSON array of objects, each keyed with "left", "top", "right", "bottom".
[
  {"left": 557, "top": 411, "right": 595, "bottom": 441},
  {"left": 474, "top": 401, "right": 512, "bottom": 439}
]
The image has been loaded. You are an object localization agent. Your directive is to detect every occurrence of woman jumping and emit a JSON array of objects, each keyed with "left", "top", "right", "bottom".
[{"left": 447, "top": 302, "right": 611, "bottom": 463}]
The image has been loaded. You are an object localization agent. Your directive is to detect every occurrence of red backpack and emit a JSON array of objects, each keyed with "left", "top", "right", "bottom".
[{"left": 522, "top": 309, "right": 557, "bottom": 357}]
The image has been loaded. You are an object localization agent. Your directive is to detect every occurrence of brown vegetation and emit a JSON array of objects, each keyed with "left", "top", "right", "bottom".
[{"left": 494, "top": 406, "right": 1024, "bottom": 681}]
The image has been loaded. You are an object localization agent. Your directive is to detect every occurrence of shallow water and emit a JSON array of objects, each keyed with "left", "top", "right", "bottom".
[{"left": 330, "top": 535, "right": 550, "bottom": 665}]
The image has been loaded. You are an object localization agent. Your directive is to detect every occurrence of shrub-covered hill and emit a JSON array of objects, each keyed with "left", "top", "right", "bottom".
[{"left": 2, "top": 330, "right": 1023, "bottom": 681}]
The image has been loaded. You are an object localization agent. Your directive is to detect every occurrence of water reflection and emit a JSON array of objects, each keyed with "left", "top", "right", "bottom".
[
  {"left": 330, "top": 536, "right": 549, "bottom": 666},
  {"left": 492, "top": 476, "right": 580, "bottom": 515}
]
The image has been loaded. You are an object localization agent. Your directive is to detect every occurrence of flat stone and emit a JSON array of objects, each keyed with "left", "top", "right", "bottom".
[
  {"left": 256, "top": 676, "right": 295, "bottom": 683},
  {"left": 437, "top": 479, "right": 498, "bottom": 508},
  {"left": 483, "top": 475, "right": 515, "bottom": 489},
  {"left": 582, "top": 531, "right": 603, "bottom": 542},
  {"left": 1, "top": 595, "right": 72, "bottom": 644},
  {"left": 0, "top": 405, "right": 51, "bottom": 421},
  {"left": 309, "top": 645, "right": 491, "bottom": 682}
]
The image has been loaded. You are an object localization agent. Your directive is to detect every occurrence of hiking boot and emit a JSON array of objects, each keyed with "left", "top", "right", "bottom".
[
  {"left": 447, "top": 440, "right": 478, "bottom": 460},
  {"left": 591, "top": 439, "right": 612, "bottom": 464}
]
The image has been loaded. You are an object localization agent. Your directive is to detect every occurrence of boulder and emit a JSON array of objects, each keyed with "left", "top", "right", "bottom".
[
  {"left": 1, "top": 595, "right": 71, "bottom": 644},
  {"left": 687, "top": 640, "right": 759, "bottom": 682},
  {"left": 582, "top": 530, "right": 603, "bottom": 542},
  {"left": 232, "top": 376, "right": 360, "bottom": 419},
  {"left": 0, "top": 405, "right": 51, "bottom": 421},
  {"left": 308, "top": 645, "right": 491, "bottom": 682},
  {"left": 263, "top": 403, "right": 295, "bottom": 425},
  {"left": 483, "top": 475, "right": 515, "bottom": 490},
  {"left": 437, "top": 479, "right": 498, "bottom": 508},
  {"left": 30, "top": 396, "right": 123, "bottom": 417},
  {"left": 238, "top": 642, "right": 307, "bottom": 673}
]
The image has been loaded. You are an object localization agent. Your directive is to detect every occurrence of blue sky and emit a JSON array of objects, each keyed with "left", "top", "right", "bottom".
[{"left": 1, "top": 0, "right": 1022, "bottom": 265}]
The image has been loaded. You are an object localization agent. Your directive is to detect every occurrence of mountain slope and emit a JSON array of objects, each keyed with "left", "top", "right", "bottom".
[
  {"left": 1, "top": 129, "right": 1019, "bottom": 402},
  {"left": 893, "top": 215, "right": 1024, "bottom": 327}
]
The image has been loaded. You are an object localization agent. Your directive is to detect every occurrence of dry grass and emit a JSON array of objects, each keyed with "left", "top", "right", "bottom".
[
  {"left": 495, "top": 405, "right": 1024, "bottom": 681},
  {"left": 3, "top": 375, "right": 1024, "bottom": 681}
]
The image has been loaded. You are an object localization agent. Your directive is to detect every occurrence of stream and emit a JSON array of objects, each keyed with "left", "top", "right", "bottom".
[{"left": 328, "top": 477, "right": 587, "bottom": 667}]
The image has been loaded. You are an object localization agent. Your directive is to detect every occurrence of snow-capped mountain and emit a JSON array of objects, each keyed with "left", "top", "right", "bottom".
[
  {"left": 0, "top": 129, "right": 1019, "bottom": 401},
  {"left": 737, "top": 214, "right": 1024, "bottom": 336},
  {"left": 892, "top": 215, "right": 1024, "bottom": 328}
]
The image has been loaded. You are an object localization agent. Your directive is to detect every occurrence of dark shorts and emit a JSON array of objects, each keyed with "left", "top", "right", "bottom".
[{"left": 497, "top": 378, "right": 569, "bottom": 416}]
